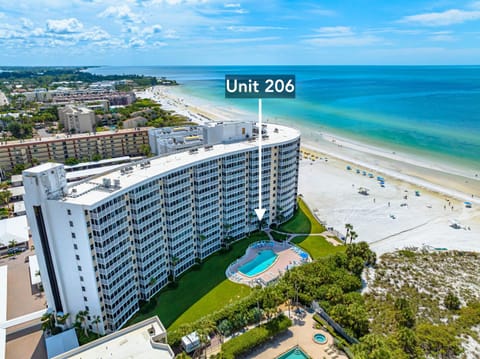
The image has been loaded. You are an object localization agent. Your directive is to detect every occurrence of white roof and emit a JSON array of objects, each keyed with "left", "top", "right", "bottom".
[
  {"left": 9, "top": 187, "right": 25, "bottom": 197},
  {"left": 182, "top": 331, "right": 200, "bottom": 346},
  {"left": 28, "top": 255, "right": 41, "bottom": 286},
  {"left": 53, "top": 317, "right": 173, "bottom": 359},
  {"left": 13, "top": 202, "right": 25, "bottom": 214},
  {"left": 10, "top": 175, "right": 22, "bottom": 183},
  {"left": 65, "top": 164, "right": 127, "bottom": 181},
  {"left": 64, "top": 124, "right": 300, "bottom": 207},
  {"left": 0, "top": 216, "right": 29, "bottom": 247}
]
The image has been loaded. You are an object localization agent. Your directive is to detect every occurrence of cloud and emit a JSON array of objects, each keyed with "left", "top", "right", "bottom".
[
  {"left": 304, "top": 27, "right": 382, "bottom": 47},
  {"left": 398, "top": 9, "right": 480, "bottom": 26},
  {"left": 199, "top": 36, "right": 279, "bottom": 44},
  {"left": 78, "top": 27, "right": 111, "bottom": 41},
  {"left": 304, "top": 35, "right": 381, "bottom": 47},
  {"left": 46, "top": 18, "right": 84, "bottom": 33},
  {"left": 20, "top": 18, "right": 34, "bottom": 30},
  {"left": 142, "top": 24, "right": 162, "bottom": 36},
  {"left": 99, "top": 5, "right": 141, "bottom": 23},
  {"left": 227, "top": 25, "right": 286, "bottom": 32},
  {"left": 163, "top": 29, "right": 179, "bottom": 38},
  {"left": 224, "top": 3, "right": 240, "bottom": 7},
  {"left": 128, "top": 38, "right": 146, "bottom": 48},
  {"left": 314, "top": 26, "right": 353, "bottom": 37}
]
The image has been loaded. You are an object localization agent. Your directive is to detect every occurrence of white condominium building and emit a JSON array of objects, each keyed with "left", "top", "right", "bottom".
[{"left": 23, "top": 123, "right": 300, "bottom": 334}]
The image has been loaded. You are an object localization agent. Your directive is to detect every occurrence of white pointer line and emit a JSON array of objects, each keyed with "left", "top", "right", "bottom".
[{"left": 254, "top": 98, "right": 266, "bottom": 221}]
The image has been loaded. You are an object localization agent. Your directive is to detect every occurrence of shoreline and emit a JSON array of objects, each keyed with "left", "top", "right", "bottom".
[
  {"left": 139, "top": 85, "right": 480, "bottom": 204},
  {"left": 137, "top": 85, "right": 480, "bottom": 254}
]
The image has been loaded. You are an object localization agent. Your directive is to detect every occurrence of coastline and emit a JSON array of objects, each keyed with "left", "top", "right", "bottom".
[{"left": 137, "top": 85, "right": 480, "bottom": 254}]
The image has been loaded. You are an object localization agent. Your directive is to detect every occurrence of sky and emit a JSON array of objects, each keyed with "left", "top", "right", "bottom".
[{"left": 1, "top": 0, "right": 480, "bottom": 65}]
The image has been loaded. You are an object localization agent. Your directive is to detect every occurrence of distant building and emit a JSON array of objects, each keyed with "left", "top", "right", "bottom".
[
  {"left": 52, "top": 316, "right": 173, "bottom": 359},
  {"left": 123, "top": 116, "right": 148, "bottom": 129},
  {"left": 0, "top": 128, "right": 150, "bottom": 172},
  {"left": 58, "top": 106, "right": 96, "bottom": 134}
]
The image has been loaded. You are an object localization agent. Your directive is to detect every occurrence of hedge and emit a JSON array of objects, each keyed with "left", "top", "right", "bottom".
[{"left": 221, "top": 314, "right": 292, "bottom": 359}]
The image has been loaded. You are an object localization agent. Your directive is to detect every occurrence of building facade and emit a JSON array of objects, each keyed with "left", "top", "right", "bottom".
[
  {"left": 0, "top": 128, "right": 150, "bottom": 172},
  {"left": 58, "top": 105, "right": 97, "bottom": 134},
  {"left": 23, "top": 124, "right": 300, "bottom": 334}
]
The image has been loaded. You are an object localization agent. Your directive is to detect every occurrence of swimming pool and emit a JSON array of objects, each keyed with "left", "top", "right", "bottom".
[
  {"left": 313, "top": 333, "right": 327, "bottom": 344},
  {"left": 276, "top": 346, "right": 310, "bottom": 359},
  {"left": 238, "top": 250, "right": 278, "bottom": 277}
]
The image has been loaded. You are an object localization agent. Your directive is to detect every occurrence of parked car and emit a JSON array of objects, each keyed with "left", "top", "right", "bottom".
[{"left": 7, "top": 247, "right": 27, "bottom": 255}]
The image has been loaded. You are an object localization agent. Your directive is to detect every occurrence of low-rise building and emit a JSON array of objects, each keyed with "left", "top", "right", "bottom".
[
  {"left": 0, "top": 128, "right": 150, "bottom": 172},
  {"left": 123, "top": 116, "right": 148, "bottom": 129},
  {"left": 58, "top": 106, "right": 96, "bottom": 134}
]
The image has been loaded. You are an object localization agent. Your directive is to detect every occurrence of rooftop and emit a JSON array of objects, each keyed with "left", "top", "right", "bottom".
[
  {"left": 0, "top": 215, "right": 29, "bottom": 247},
  {"left": 62, "top": 123, "right": 299, "bottom": 207},
  {"left": 53, "top": 316, "right": 173, "bottom": 359}
]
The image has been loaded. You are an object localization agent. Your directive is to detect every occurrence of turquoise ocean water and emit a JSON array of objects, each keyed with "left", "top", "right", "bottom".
[{"left": 89, "top": 66, "right": 480, "bottom": 171}]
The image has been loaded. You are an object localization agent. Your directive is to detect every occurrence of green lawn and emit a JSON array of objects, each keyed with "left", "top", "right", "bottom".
[
  {"left": 280, "top": 198, "right": 344, "bottom": 260},
  {"left": 278, "top": 198, "right": 326, "bottom": 234},
  {"left": 129, "top": 232, "right": 268, "bottom": 328},
  {"left": 291, "top": 235, "right": 345, "bottom": 260},
  {"left": 169, "top": 279, "right": 251, "bottom": 331}
]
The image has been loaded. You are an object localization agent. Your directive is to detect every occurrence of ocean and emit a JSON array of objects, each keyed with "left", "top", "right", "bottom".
[{"left": 89, "top": 66, "right": 480, "bottom": 171}]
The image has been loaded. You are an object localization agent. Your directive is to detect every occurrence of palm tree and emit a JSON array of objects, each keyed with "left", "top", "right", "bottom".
[
  {"left": 345, "top": 223, "right": 353, "bottom": 242},
  {"left": 56, "top": 312, "right": 70, "bottom": 328},
  {"left": 76, "top": 310, "right": 89, "bottom": 337},
  {"left": 350, "top": 231, "right": 358, "bottom": 245},
  {"left": 41, "top": 311, "right": 56, "bottom": 334},
  {"left": 92, "top": 315, "right": 102, "bottom": 336},
  {"left": 8, "top": 239, "right": 17, "bottom": 249}
]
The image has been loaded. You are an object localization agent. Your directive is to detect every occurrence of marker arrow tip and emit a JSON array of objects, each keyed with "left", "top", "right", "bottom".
[{"left": 254, "top": 208, "right": 266, "bottom": 221}]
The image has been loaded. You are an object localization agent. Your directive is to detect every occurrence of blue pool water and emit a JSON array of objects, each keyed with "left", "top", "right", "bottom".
[
  {"left": 238, "top": 250, "right": 278, "bottom": 277},
  {"left": 276, "top": 346, "right": 310, "bottom": 359},
  {"left": 313, "top": 333, "right": 327, "bottom": 344}
]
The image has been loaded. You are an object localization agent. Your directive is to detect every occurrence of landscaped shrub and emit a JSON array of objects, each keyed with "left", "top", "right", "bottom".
[
  {"left": 444, "top": 291, "right": 461, "bottom": 310},
  {"left": 221, "top": 314, "right": 292, "bottom": 359}
]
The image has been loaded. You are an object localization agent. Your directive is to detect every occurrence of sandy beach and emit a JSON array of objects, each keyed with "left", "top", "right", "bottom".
[{"left": 137, "top": 85, "right": 480, "bottom": 254}]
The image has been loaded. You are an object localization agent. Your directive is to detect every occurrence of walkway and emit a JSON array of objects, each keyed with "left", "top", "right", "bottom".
[{"left": 269, "top": 229, "right": 344, "bottom": 247}]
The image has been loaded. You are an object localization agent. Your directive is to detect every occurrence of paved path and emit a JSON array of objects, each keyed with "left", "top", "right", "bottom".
[{"left": 269, "top": 229, "right": 344, "bottom": 246}]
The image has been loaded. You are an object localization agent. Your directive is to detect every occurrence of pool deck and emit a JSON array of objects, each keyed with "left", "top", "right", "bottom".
[
  {"left": 226, "top": 241, "right": 311, "bottom": 287},
  {"left": 244, "top": 310, "right": 348, "bottom": 359}
]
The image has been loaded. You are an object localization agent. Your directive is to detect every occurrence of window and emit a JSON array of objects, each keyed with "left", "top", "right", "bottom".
[
  {"left": 75, "top": 255, "right": 80, "bottom": 260},
  {"left": 78, "top": 266, "right": 82, "bottom": 271},
  {"left": 80, "top": 276, "right": 84, "bottom": 282},
  {"left": 69, "top": 221, "right": 74, "bottom": 227},
  {"left": 84, "top": 296, "right": 88, "bottom": 302},
  {"left": 85, "top": 306, "right": 89, "bottom": 311},
  {"left": 73, "top": 244, "right": 78, "bottom": 250},
  {"left": 71, "top": 233, "right": 76, "bottom": 239},
  {"left": 67, "top": 209, "right": 71, "bottom": 215},
  {"left": 82, "top": 286, "right": 86, "bottom": 292}
]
